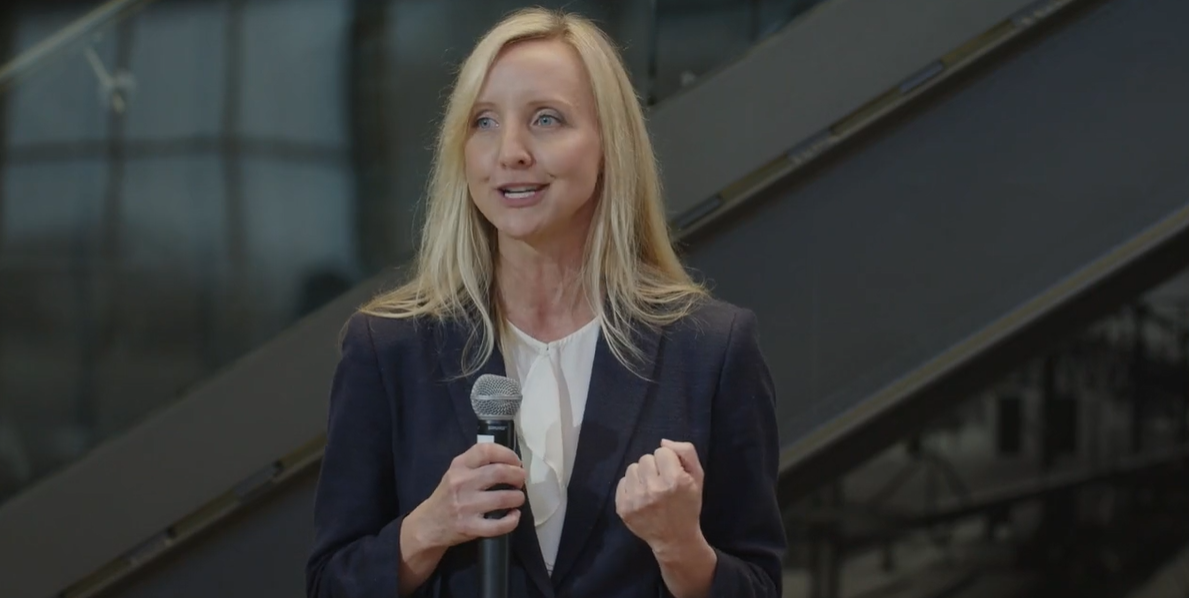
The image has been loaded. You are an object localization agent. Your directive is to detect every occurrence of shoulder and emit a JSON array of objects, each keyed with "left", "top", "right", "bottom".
[
  {"left": 666, "top": 296, "right": 758, "bottom": 342},
  {"left": 339, "top": 310, "right": 440, "bottom": 360},
  {"left": 660, "top": 296, "right": 761, "bottom": 358}
]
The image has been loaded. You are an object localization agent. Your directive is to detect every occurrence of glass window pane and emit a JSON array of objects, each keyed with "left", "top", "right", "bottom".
[
  {"left": 239, "top": 0, "right": 348, "bottom": 146},
  {"left": 1, "top": 160, "right": 106, "bottom": 256},
  {"left": 124, "top": 2, "right": 228, "bottom": 140},
  {"left": 0, "top": 160, "right": 108, "bottom": 498},
  {"left": 6, "top": 9, "right": 117, "bottom": 145},
  {"left": 240, "top": 158, "right": 356, "bottom": 341},
  {"left": 102, "top": 157, "right": 226, "bottom": 438}
]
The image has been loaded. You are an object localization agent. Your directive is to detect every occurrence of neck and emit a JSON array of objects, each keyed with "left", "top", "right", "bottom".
[{"left": 496, "top": 233, "right": 595, "bottom": 342}]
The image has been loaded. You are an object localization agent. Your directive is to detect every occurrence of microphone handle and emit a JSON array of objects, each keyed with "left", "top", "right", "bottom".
[
  {"left": 479, "top": 536, "right": 509, "bottom": 598},
  {"left": 476, "top": 417, "right": 516, "bottom": 598},
  {"left": 476, "top": 418, "right": 518, "bottom": 518}
]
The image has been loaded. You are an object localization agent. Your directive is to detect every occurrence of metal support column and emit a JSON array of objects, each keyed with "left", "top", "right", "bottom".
[
  {"left": 1180, "top": 329, "right": 1188, "bottom": 445},
  {"left": 76, "top": 19, "right": 135, "bottom": 441},
  {"left": 0, "top": 5, "right": 13, "bottom": 390},
  {"left": 808, "top": 482, "right": 843, "bottom": 598},
  {"left": 347, "top": 0, "right": 394, "bottom": 273},
  {"left": 220, "top": 0, "right": 247, "bottom": 366},
  {"left": 1131, "top": 305, "right": 1148, "bottom": 453},
  {"left": 645, "top": 0, "right": 659, "bottom": 106},
  {"left": 1039, "top": 354, "right": 1077, "bottom": 556}
]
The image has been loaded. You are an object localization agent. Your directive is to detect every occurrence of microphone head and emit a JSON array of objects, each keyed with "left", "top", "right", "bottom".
[{"left": 470, "top": 374, "right": 522, "bottom": 420}]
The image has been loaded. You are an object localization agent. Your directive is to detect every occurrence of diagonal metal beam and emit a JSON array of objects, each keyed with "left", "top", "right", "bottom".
[{"left": 0, "top": 0, "right": 157, "bottom": 95}]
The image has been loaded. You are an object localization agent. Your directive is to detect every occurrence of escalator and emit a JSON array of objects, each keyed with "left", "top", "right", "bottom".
[
  {"left": 689, "top": 0, "right": 1189, "bottom": 501},
  {"left": 2, "top": 0, "right": 1189, "bottom": 596}
]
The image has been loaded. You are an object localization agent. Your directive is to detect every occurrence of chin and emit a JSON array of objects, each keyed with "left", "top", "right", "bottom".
[
  {"left": 482, "top": 203, "right": 590, "bottom": 247},
  {"left": 500, "top": 228, "right": 554, "bottom": 246},
  {"left": 490, "top": 216, "right": 546, "bottom": 242}
]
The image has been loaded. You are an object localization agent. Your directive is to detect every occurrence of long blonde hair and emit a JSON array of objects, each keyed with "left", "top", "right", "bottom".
[{"left": 362, "top": 7, "right": 705, "bottom": 374}]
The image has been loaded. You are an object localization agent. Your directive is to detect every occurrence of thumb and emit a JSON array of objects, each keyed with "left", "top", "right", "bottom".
[{"left": 660, "top": 439, "right": 703, "bottom": 483}]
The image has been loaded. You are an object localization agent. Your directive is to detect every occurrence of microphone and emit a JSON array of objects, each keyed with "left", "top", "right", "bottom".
[{"left": 470, "top": 374, "right": 523, "bottom": 598}]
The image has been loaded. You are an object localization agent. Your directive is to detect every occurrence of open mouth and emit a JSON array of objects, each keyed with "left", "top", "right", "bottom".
[{"left": 499, "top": 184, "right": 547, "bottom": 200}]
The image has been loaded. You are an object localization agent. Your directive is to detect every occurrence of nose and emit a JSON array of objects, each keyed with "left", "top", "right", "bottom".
[{"left": 497, "top": 126, "right": 533, "bottom": 169}]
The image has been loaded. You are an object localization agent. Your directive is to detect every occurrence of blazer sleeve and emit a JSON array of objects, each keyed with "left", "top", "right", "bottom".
[
  {"left": 306, "top": 313, "right": 415, "bottom": 598},
  {"left": 700, "top": 308, "right": 786, "bottom": 597}
]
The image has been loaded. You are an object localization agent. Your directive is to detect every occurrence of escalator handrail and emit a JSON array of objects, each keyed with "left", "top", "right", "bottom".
[
  {"left": 0, "top": 0, "right": 158, "bottom": 94},
  {"left": 777, "top": 202, "right": 1189, "bottom": 506}
]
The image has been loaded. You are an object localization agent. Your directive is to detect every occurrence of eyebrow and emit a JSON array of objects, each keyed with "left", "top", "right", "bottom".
[{"left": 471, "top": 97, "right": 578, "bottom": 114}]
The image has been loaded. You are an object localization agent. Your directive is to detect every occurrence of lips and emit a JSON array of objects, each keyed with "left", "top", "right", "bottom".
[
  {"left": 498, "top": 183, "right": 548, "bottom": 203},
  {"left": 499, "top": 184, "right": 546, "bottom": 199}
]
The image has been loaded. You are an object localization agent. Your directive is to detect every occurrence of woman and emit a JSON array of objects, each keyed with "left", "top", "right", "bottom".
[{"left": 306, "top": 8, "right": 784, "bottom": 598}]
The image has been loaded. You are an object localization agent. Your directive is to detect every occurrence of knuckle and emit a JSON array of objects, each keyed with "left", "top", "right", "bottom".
[{"left": 449, "top": 472, "right": 468, "bottom": 490}]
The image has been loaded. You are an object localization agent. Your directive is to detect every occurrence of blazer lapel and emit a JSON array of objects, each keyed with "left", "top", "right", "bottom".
[
  {"left": 437, "top": 319, "right": 554, "bottom": 598},
  {"left": 549, "top": 322, "right": 662, "bottom": 586}
]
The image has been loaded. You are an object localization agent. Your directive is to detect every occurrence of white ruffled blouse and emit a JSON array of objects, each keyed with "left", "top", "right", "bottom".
[{"left": 502, "top": 318, "right": 601, "bottom": 574}]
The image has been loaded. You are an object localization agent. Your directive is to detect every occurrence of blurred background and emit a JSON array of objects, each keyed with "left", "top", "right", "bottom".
[
  {"left": 0, "top": 0, "right": 818, "bottom": 500},
  {"left": 0, "top": 0, "right": 1187, "bottom": 597}
]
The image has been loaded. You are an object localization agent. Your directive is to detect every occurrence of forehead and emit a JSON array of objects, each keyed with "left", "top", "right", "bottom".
[{"left": 477, "top": 38, "right": 591, "bottom": 102}]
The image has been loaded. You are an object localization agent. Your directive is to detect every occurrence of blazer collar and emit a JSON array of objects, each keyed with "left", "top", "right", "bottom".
[
  {"left": 437, "top": 318, "right": 554, "bottom": 598},
  {"left": 437, "top": 315, "right": 664, "bottom": 592},
  {"left": 550, "top": 319, "right": 662, "bottom": 587}
]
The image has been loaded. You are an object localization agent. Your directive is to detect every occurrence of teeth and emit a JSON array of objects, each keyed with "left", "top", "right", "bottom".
[{"left": 501, "top": 185, "right": 542, "bottom": 199}]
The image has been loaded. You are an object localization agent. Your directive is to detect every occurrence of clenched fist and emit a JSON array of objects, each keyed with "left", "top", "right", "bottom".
[{"left": 615, "top": 439, "right": 705, "bottom": 554}]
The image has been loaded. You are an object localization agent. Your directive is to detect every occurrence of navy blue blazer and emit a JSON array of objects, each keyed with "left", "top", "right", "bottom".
[{"left": 306, "top": 298, "right": 785, "bottom": 597}]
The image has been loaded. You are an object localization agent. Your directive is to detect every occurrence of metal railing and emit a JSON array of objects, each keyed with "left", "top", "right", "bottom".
[{"left": 0, "top": 0, "right": 156, "bottom": 94}]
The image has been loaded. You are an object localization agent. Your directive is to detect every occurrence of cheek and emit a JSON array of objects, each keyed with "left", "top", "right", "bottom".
[
  {"left": 464, "top": 143, "right": 488, "bottom": 196},
  {"left": 552, "top": 137, "right": 602, "bottom": 199}
]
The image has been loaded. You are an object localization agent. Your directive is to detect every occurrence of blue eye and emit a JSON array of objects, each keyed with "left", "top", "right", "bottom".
[
  {"left": 474, "top": 116, "right": 495, "bottom": 129},
  {"left": 536, "top": 113, "right": 561, "bottom": 127}
]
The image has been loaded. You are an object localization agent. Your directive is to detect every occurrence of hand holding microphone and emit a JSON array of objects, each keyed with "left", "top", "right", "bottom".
[
  {"left": 400, "top": 375, "right": 523, "bottom": 598},
  {"left": 411, "top": 441, "right": 525, "bottom": 548},
  {"left": 406, "top": 374, "right": 525, "bottom": 549}
]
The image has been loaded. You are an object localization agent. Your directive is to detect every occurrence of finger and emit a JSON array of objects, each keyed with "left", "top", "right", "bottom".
[
  {"left": 471, "top": 489, "right": 526, "bottom": 514},
  {"left": 615, "top": 477, "right": 627, "bottom": 513},
  {"left": 637, "top": 455, "right": 658, "bottom": 486},
  {"left": 624, "top": 464, "right": 641, "bottom": 496},
  {"left": 459, "top": 442, "right": 522, "bottom": 468},
  {"left": 472, "top": 463, "right": 527, "bottom": 491},
  {"left": 661, "top": 439, "right": 704, "bottom": 483},
  {"left": 470, "top": 508, "right": 522, "bottom": 538},
  {"left": 654, "top": 447, "right": 684, "bottom": 482}
]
